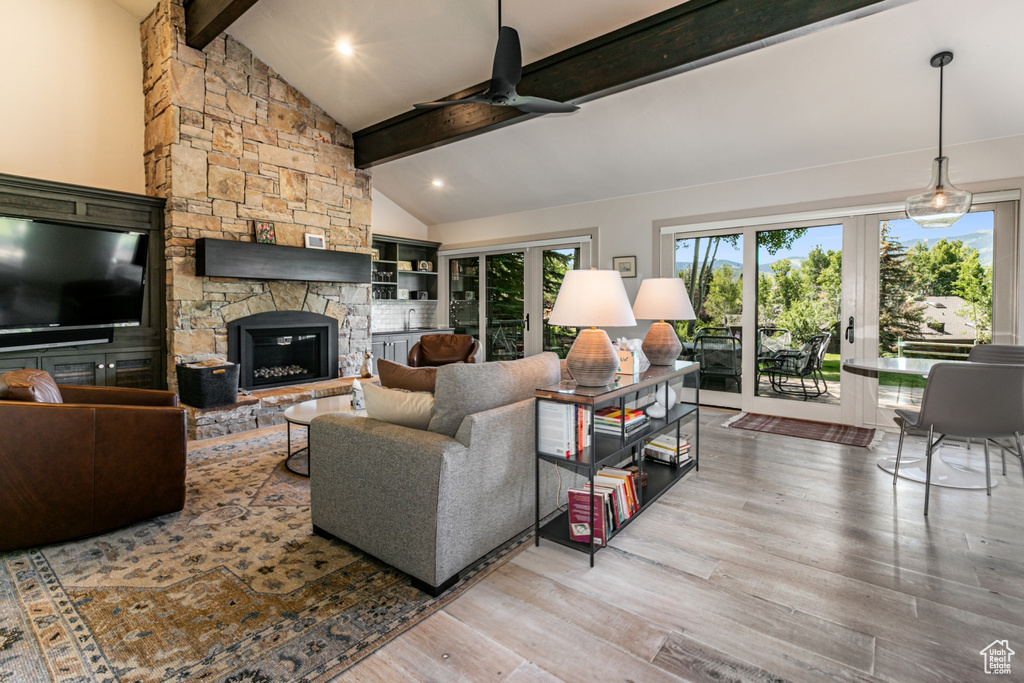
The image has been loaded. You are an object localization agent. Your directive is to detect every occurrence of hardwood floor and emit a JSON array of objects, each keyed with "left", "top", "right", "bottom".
[{"left": 334, "top": 409, "right": 1024, "bottom": 682}]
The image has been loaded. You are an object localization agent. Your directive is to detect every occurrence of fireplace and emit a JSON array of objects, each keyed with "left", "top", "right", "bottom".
[{"left": 228, "top": 311, "right": 339, "bottom": 390}]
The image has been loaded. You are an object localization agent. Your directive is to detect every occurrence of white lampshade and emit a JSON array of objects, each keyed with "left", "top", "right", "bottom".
[
  {"left": 548, "top": 269, "right": 636, "bottom": 328},
  {"left": 632, "top": 277, "right": 697, "bottom": 321}
]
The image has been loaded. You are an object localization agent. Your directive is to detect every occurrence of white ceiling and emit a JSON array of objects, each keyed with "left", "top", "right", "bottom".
[
  {"left": 109, "top": 0, "right": 157, "bottom": 21},
  {"left": 218, "top": 1, "right": 1023, "bottom": 225}
]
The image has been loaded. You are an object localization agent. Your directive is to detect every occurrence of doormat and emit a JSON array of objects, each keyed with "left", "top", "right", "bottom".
[
  {"left": 0, "top": 430, "right": 530, "bottom": 683},
  {"left": 724, "top": 412, "right": 882, "bottom": 449}
]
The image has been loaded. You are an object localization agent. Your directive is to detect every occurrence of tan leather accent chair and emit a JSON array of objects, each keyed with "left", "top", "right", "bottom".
[
  {"left": 0, "top": 369, "right": 187, "bottom": 551},
  {"left": 407, "top": 333, "right": 480, "bottom": 367}
]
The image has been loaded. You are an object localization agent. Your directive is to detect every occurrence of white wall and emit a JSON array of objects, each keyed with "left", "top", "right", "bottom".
[
  {"left": 0, "top": 0, "right": 145, "bottom": 193},
  {"left": 371, "top": 188, "right": 429, "bottom": 241},
  {"left": 428, "top": 135, "right": 1024, "bottom": 340}
]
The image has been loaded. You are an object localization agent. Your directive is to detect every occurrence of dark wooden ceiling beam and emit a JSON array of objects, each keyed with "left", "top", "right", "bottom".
[
  {"left": 354, "top": 0, "right": 900, "bottom": 169},
  {"left": 185, "top": 0, "right": 261, "bottom": 50}
]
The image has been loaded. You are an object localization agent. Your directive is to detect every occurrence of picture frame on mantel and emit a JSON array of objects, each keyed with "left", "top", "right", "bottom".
[
  {"left": 304, "top": 233, "right": 326, "bottom": 250},
  {"left": 254, "top": 221, "right": 276, "bottom": 244},
  {"left": 612, "top": 255, "right": 637, "bottom": 278}
]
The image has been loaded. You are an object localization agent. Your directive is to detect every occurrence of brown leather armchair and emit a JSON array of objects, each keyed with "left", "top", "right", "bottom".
[
  {"left": 0, "top": 370, "right": 187, "bottom": 551},
  {"left": 408, "top": 334, "right": 481, "bottom": 367}
]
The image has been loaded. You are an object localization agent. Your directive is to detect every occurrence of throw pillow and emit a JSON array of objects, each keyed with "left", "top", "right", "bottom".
[
  {"left": 363, "top": 381, "right": 433, "bottom": 430},
  {"left": 377, "top": 358, "right": 437, "bottom": 393},
  {"left": 0, "top": 369, "right": 64, "bottom": 403}
]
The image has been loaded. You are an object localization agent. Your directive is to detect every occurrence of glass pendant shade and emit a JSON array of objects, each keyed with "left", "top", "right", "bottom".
[{"left": 905, "top": 156, "right": 973, "bottom": 229}]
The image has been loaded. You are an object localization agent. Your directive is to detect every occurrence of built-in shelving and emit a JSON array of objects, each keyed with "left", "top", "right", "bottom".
[{"left": 371, "top": 235, "right": 440, "bottom": 301}]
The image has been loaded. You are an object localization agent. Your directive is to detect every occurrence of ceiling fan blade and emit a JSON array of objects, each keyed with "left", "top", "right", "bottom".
[
  {"left": 491, "top": 26, "right": 522, "bottom": 91},
  {"left": 413, "top": 95, "right": 489, "bottom": 109},
  {"left": 511, "top": 95, "right": 579, "bottom": 114}
]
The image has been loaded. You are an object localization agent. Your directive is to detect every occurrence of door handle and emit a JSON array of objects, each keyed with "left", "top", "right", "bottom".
[
  {"left": 845, "top": 316, "right": 855, "bottom": 344},
  {"left": 524, "top": 313, "right": 530, "bottom": 332}
]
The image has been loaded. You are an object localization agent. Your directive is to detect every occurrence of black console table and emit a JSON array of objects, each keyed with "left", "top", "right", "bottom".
[{"left": 534, "top": 361, "right": 700, "bottom": 566}]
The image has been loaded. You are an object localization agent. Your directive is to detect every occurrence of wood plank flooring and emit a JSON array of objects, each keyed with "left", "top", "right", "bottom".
[{"left": 331, "top": 409, "right": 1024, "bottom": 682}]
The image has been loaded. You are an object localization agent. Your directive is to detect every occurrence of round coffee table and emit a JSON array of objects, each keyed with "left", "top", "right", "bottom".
[{"left": 283, "top": 394, "right": 366, "bottom": 476}]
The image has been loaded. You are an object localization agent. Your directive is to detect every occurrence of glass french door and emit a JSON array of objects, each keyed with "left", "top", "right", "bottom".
[
  {"left": 668, "top": 197, "right": 1017, "bottom": 427},
  {"left": 867, "top": 202, "right": 1017, "bottom": 427},
  {"left": 485, "top": 252, "right": 526, "bottom": 361},
  {"left": 671, "top": 219, "right": 861, "bottom": 423},
  {"left": 449, "top": 256, "right": 481, "bottom": 341},
  {"left": 443, "top": 241, "right": 588, "bottom": 361}
]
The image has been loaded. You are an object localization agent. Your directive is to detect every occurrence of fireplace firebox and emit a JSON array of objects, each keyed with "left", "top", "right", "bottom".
[{"left": 228, "top": 311, "right": 338, "bottom": 390}]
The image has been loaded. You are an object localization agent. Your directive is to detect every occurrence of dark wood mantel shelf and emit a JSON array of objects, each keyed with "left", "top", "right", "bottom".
[{"left": 195, "top": 238, "right": 371, "bottom": 283}]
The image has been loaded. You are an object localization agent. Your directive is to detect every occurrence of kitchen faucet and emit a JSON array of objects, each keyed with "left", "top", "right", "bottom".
[{"left": 405, "top": 307, "right": 416, "bottom": 330}]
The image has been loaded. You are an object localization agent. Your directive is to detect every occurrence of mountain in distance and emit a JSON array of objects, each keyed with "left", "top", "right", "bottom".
[
  {"left": 674, "top": 257, "right": 805, "bottom": 275},
  {"left": 899, "top": 230, "right": 993, "bottom": 266}
]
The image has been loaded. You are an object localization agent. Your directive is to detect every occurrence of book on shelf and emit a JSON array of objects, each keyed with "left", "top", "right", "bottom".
[
  {"left": 537, "top": 401, "right": 591, "bottom": 457},
  {"left": 594, "top": 406, "right": 646, "bottom": 426},
  {"left": 641, "top": 432, "right": 691, "bottom": 467},
  {"left": 568, "top": 487, "right": 610, "bottom": 545},
  {"left": 598, "top": 467, "right": 640, "bottom": 514}
]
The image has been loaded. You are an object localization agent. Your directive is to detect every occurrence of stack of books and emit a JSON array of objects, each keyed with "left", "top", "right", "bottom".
[
  {"left": 644, "top": 433, "right": 692, "bottom": 468},
  {"left": 567, "top": 466, "right": 641, "bottom": 546},
  {"left": 594, "top": 406, "right": 648, "bottom": 436},
  {"left": 537, "top": 401, "right": 592, "bottom": 457}
]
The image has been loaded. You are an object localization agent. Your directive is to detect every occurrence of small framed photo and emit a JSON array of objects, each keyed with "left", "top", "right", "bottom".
[
  {"left": 254, "top": 221, "right": 276, "bottom": 244},
  {"left": 370, "top": 248, "right": 380, "bottom": 261},
  {"left": 304, "top": 233, "right": 326, "bottom": 250},
  {"left": 612, "top": 255, "right": 637, "bottom": 278}
]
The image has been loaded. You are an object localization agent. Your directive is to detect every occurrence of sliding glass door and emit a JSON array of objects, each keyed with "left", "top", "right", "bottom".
[
  {"left": 869, "top": 201, "right": 1017, "bottom": 426},
  {"left": 485, "top": 251, "right": 526, "bottom": 361},
  {"left": 664, "top": 196, "right": 1018, "bottom": 426},
  {"left": 442, "top": 239, "right": 590, "bottom": 361}
]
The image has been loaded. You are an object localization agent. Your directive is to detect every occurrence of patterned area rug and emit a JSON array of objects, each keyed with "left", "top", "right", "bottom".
[
  {"left": 724, "top": 412, "right": 882, "bottom": 448},
  {"left": 0, "top": 430, "right": 530, "bottom": 682}
]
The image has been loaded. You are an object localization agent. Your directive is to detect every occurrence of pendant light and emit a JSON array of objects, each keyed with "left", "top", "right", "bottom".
[{"left": 905, "top": 51, "right": 972, "bottom": 229}]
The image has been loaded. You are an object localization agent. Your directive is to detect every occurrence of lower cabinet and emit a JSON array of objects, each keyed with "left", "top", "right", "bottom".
[
  {"left": 40, "top": 350, "right": 162, "bottom": 389},
  {"left": 370, "top": 329, "right": 453, "bottom": 374}
]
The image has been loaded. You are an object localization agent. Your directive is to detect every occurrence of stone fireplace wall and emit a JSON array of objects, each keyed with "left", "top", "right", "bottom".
[{"left": 140, "top": 0, "right": 371, "bottom": 387}]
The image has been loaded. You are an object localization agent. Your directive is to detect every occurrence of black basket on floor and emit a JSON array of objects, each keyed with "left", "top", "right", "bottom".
[{"left": 175, "top": 363, "right": 239, "bottom": 409}]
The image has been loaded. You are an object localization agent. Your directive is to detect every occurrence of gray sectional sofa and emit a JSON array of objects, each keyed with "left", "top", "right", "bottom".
[{"left": 309, "top": 352, "right": 574, "bottom": 594}]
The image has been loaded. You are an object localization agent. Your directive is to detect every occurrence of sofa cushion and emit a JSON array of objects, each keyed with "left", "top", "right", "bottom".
[
  {"left": 364, "top": 382, "right": 434, "bottom": 430},
  {"left": 0, "top": 369, "right": 63, "bottom": 403},
  {"left": 377, "top": 359, "right": 437, "bottom": 393},
  {"left": 427, "top": 352, "right": 560, "bottom": 438}
]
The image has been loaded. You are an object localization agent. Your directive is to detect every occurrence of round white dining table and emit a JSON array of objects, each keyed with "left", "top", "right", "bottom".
[{"left": 842, "top": 357, "right": 994, "bottom": 490}]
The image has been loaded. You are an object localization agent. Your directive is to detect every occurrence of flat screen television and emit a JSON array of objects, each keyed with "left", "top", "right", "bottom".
[{"left": 0, "top": 216, "right": 149, "bottom": 335}]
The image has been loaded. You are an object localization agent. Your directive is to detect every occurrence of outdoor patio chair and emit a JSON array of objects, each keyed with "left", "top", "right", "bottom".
[
  {"left": 764, "top": 333, "right": 831, "bottom": 400},
  {"left": 756, "top": 327, "right": 792, "bottom": 380},
  {"left": 695, "top": 334, "right": 741, "bottom": 391}
]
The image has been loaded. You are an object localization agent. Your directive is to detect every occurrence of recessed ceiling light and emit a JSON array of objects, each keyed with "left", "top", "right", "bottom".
[
  {"left": 336, "top": 41, "right": 353, "bottom": 56},
  {"left": 431, "top": 179, "right": 444, "bottom": 188}
]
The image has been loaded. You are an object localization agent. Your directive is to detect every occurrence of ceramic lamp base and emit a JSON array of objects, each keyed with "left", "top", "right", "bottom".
[
  {"left": 566, "top": 328, "right": 619, "bottom": 387},
  {"left": 642, "top": 321, "right": 682, "bottom": 365}
]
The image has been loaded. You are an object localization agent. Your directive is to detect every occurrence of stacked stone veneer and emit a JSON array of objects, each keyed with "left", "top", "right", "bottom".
[{"left": 141, "top": 0, "right": 372, "bottom": 388}]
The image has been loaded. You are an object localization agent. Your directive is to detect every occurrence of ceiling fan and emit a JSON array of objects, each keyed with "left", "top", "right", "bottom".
[{"left": 413, "top": 1, "right": 578, "bottom": 115}]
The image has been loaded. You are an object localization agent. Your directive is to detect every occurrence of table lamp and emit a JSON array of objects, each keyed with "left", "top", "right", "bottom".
[
  {"left": 548, "top": 269, "right": 636, "bottom": 386},
  {"left": 631, "top": 277, "right": 696, "bottom": 365}
]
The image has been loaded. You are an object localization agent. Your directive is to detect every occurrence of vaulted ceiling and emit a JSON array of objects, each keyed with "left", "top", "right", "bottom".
[{"left": 119, "top": 0, "right": 1024, "bottom": 226}]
